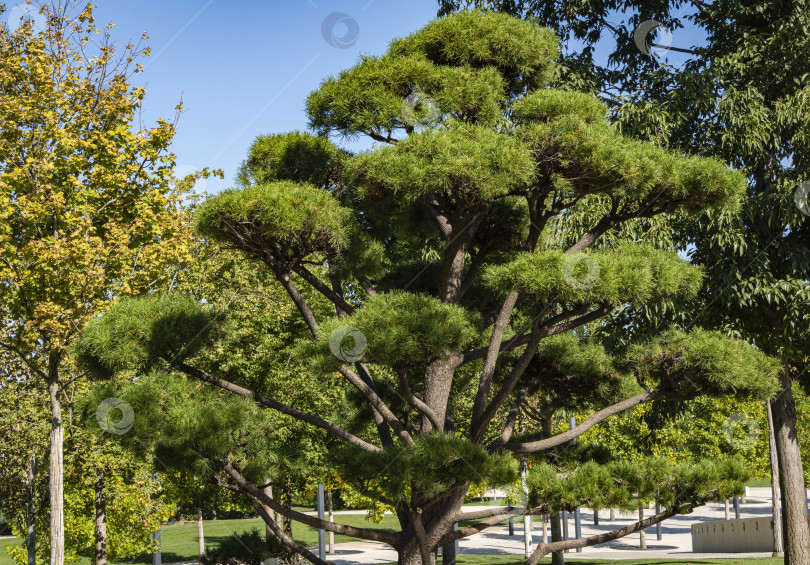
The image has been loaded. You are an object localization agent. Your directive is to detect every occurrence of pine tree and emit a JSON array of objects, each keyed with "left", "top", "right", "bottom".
[{"left": 77, "top": 12, "right": 780, "bottom": 564}]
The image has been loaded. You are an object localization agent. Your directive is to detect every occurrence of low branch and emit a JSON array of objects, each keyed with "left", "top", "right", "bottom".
[
  {"left": 501, "top": 390, "right": 659, "bottom": 453},
  {"left": 338, "top": 365, "right": 414, "bottom": 447},
  {"left": 174, "top": 362, "right": 381, "bottom": 453},
  {"left": 527, "top": 505, "right": 680, "bottom": 564},
  {"left": 294, "top": 266, "right": 356, "bottom": 315},
  {"left": 244, "top": 491, "right": 334, "bottom": 565},
  {"left": 395, "top": 368, "right": 443, "bottom": 431},
  {"left": 217, "top": 457, "right": 399, "bottom": 546},
  {"left": 487, "top": 388, "right": 526, "bottom": 451}
]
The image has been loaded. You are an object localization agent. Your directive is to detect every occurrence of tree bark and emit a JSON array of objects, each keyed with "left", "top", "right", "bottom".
[
  {"left": 264, "top": 483, "right": 273, "bottom": 541},
  {"left": 25, "top": 455, "right": 37, "bottom": 565},
  {"left": 94, "top": 472, "right": 107, "bottom": 565},
  {"left": 47, "top": 366, "right": 64, "bottom": 565},
  {"left": 772, "top": 360, "right": 810, "bottom": 565},
  {"left": 197, "top": 508, "right": 205, "bottom": 557},
  {"left": 766, "top": 400, "right": 784, "bottom": 557},
  {"left": 609, "top": 507, "right": 615, "bottom": 521},
  {"left": 638, "top": 498, "right": 646, "bottom": 549},
  {"left": 550, "top": 513, "right": 564, "bottom": 565}
]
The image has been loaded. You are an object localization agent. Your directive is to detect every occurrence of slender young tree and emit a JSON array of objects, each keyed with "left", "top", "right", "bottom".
[
  {"left": 0, "top": 2, "right": 192, "bottom": 562},
  {"left": 437, "top": 1, "right": 810, "bottom": 561},
  {"left": 77, "top": 12, "right": 780, "bottom": 565}
]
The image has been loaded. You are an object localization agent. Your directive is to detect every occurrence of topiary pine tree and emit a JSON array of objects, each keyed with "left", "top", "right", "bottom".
[{"left": 76, "top": 12, "right": 780, "bottom": 565}]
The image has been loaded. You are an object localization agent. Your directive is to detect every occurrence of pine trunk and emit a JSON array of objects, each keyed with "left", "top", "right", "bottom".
[
  {"left": 264, "top": 483, "right": 273, "bottom": 540},
  {"left": 609, "top": 507, "right": 615, "bottom": 521},
  {"left": 773, "top": 360, "right": 810, "bottom": 565},
  {"left": 48, "top": 372, "right": 64, "bottom": 565},
  {"left": 197, "top": 508, "right": 205, "bottom": 557},
  {"left": 25, "top": 455, "right": 36, "bottom": 565},
  {"left": 766, "top": 400, "right": 784, "bottom": 557},
  {"left": 550, "top": 513, "right": 564, "bottom": 565},
  {"left": 94, "top": 472, "right": 107, "bottom": 565}
]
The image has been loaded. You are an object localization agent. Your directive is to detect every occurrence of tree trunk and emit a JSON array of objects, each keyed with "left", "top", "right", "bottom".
[
  {"left": 94, "top": 472, "right": 107, "bottom": 565},
  {"left": 327, "top": 490, "right": 334, "bottom": 555},
  {"left": 197, "top": 508, "right": 205, "bottom": 557},
  {"left": 48, "top": 370, "right": 65, "bottom": 565},
  {"left": 398, "top": 539, "right": 436, "bottom": 565},
  {"left": 767, "top": 400, "right": 784, "bottom": 557},
  {"left": 773, "top": 360, "right": 810, "bottom": 565},
  {"left": 638, "top": 499, "right": 646, "bottom": 549},
  {"left": 609, "top": 507, "right": 615, "bottom": 521},
  {"left": 550, "top": 513, "right": 564, "bottom": 565},
  {"left": 25, "top": 455, "right": 37, "bottom": 565},
  {"left": 542, "top": 515, "right": 548, "bottom": 545},
  {"left": 264, "top": 483, "right": 273, "bottom": 541}
]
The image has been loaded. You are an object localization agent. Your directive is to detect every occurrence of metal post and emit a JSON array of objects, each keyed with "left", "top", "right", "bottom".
[
  {"left": 656, "top": 502, "right": 662, "bottom": 541},
  {"left": 575, "top": 507, "right": 582, "bottom": 552},
  {"left": 594, "top": 509, "right": 599, "bottom": 525},
  {"left": 562, "top": 509, "right": 568, "bottom": 551},
  {"left": 508, "top": 503, "right": 515, "bottom": 535},
  {"left": 317, "top": 483, "right": 326, "bottom": 560},
  {"left": 443, "top": 523, "right": 457, "bottom": 565},
  {"left": 734, "top": 496, "right": 740, "bottom": 520}
]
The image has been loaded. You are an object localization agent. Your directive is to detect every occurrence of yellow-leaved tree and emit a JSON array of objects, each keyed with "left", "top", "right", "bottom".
[{"left": 0, "top": 2, "right": 196, "bottom": 563}]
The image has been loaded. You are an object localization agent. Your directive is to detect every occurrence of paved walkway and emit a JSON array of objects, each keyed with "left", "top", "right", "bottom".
[{"left": 322, "top": 488, "right": 779, "bottom": 563}]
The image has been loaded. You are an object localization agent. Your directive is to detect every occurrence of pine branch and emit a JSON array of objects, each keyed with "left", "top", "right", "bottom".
[
  {"left": 173, "top": 362, "right": 382, "bottom": 453},
  {"left": 217, "top": 456, "right": 399, "bottom": 545}
]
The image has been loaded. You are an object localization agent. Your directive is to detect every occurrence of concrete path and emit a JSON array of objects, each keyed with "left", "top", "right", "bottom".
[{"left": 322, "top": 488, "right": 780, "bottom": 563}]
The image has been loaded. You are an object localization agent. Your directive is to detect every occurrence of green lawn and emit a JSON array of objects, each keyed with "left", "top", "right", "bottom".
[{"left": 0, "top": 517, "right": 784, "bottom": 565}]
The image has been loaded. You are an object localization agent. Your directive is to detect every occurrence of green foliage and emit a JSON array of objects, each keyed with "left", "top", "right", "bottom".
[
  {"left": 194, "top": 181, "right": 352, "bottom": 271},
  {"left": 511, "top": 88, "right": 606, "bottom": 124},
  {"left": 482, "top": 245, "right": 703, "bottom": 306},
  {"left": 624, "top": 329, "right": 780, "bottom": 399},
  {"left": 298, "top": 290, "right": 479, "bottom": 370},
  {"left": 524, "top": 333, "right": 638, "bottom": 411},
  {"left": 200, "top": 528, "right": 284, "bottom": 565},
  {"left": 527, "top": 456, "right": 750, "bottom": 513},
  {"left": 236, "top": 131, "right": 345, "bottom": 189},
  {"left": 346, "top": 123, "right": 535, "bottom": 205},
  {"left": 335, "top": 433, "right": 518, "bottom": 504},
  {"left": 74, "top": 293, "right": 215, "bottom": 379},
  {"left": 389, "top": 10, "right": 558, "bottom": 94}
]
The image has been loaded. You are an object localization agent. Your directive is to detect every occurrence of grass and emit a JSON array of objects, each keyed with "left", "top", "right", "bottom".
[{"left": 0, "top": 515, "right": 784, "bottom": 565}]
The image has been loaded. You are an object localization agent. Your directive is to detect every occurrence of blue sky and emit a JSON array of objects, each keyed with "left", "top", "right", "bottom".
[
  {"left": 7, "top": 1, "right": 701, "bottom": 194},
  {"left": 84, "top": 0, "right": 439, "bottom": 194}
]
